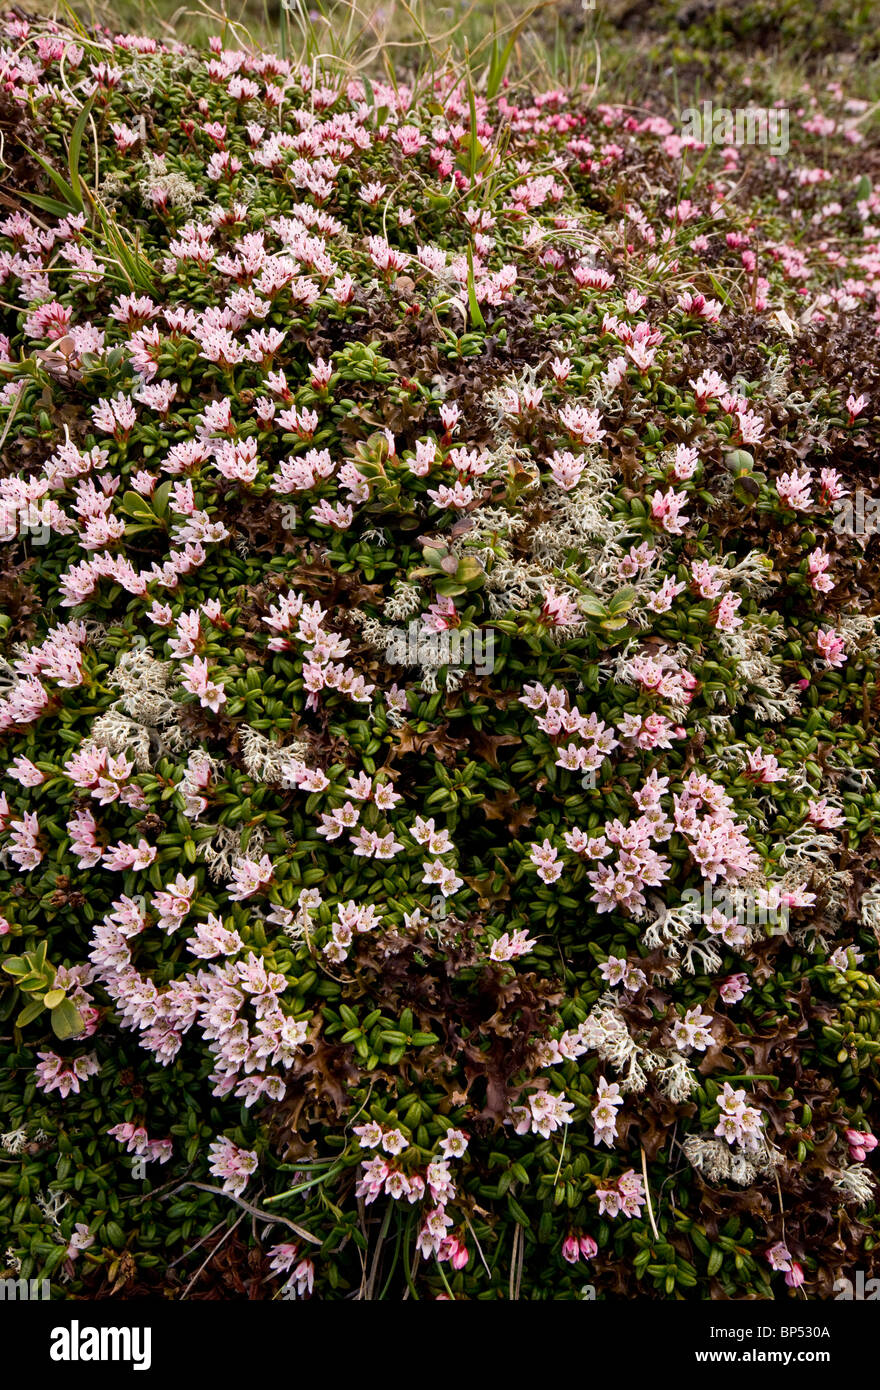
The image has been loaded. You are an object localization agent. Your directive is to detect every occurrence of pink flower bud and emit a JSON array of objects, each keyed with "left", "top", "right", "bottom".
[
  {"left": 562, "top": 1235, "right": 581, "bottom": 1264},
  {"left": 450, "top": 1238, "right": 469, "bottom": 1271}
]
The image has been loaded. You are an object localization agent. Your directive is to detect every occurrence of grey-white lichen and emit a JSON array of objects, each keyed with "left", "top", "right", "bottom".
[
  {"left": 88, "top": 649, "right": 189, "bottom": 768},
  {"left": 239, "top": 725, "right": 309, "bottom": 785},
  {"left": 859, "top": 883, "right": 880, "bottom": 941},
  {"left": 832, "top": 1163, "right": 876, "bottom": 1206},
  {"left": 201, "top": 824, "right": 267, "bottom": 882},
  {"left": 682, "top": 1133, "right": 781, "bottom": 1186},
  {"left": 36, "top": 1188, "right": 69, "bottom": 1225},
  {"left": 578, "top": 994, "right": 667, "bottom": 1095},
  {"left": 0, "top": 1128, "right": 27, "bottom": 1155}
]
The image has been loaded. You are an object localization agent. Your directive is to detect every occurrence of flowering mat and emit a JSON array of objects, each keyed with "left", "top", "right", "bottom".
[{"left": 1, "top": 8, "right": 880, "bottom": 1303}]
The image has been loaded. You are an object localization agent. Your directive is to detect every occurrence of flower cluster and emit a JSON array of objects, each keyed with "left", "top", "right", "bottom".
[{"left": 0, "top": 11, "right": 879, "bottom": 1303}]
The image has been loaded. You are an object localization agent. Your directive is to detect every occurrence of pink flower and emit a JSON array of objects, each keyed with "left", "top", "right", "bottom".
[
  {"left": 529, "top": 838, "right": 563, "bottom": 884},
  {"left": 67, "top": 1223, "right": 95, "bottom": 1259},
  {"left": 422, "top": 595, "right": 459, "bottom": 632},
  {"left": 818, "top": 467, "right": 846, "bottom": 504},
  {"left": 438, "top": 1235, "right": 469, "bottom": 1269},
  {"left": 744, "top": 747, "right": 786, "bottom": 783},
  {"left": 34, "top": 1050, "right": 99, "bottom": 1098},
  {"left": 548, "top": 449, "right": 586, "bottom": 490},
  {"left": 8, "top": 755, "right": 44, "bottom": 786},
  {"left": 766, "top": 1241, "right": 792, "bottom": 1272},
  {"left": 489, "top": 929, "right": 536, "bottom": 962},
  {"left": 595, "top": 1170, "right": 645, "bottom": 1219},
  {"left": 268, "top": 1242, "right": 300, "bottom": 1274},
  {"left": 719, "top": 973, "right": 750, "bottom": 1004},
  {"left": 438, "top": 1129, "right": 469, "bottom": 1160},
  {"left": 353, "top": 1121, "right": 384, "bottom": 1150},
  {"left": 736, "top": 408, "right": 765, "bottom": 445},
  {"left": 561, "top": 1234, "right": 581, "bottom": 1264},
  {"left": 815, "top": 627, "right": 847, "bottom": 668},
  {"left": 776, "top": 468, "right": 813, "bottom": 511},
  {"left": 540, "top": 587, "right": 581, "bottom": 629},
  {"left": 394, "top": 124, "right": 426, "bottom": 155},
  {"left": 845, "top": 1128, "right": 878, "bottom": 1162},
  {"left": 152, "top": 873, "right": 196, "bottom": 932},
  {"left": 713, "top": 592, "right": 743, "bottom": 632},
  {"left": 807, "top": 797, "right": 845, "bottom": 830},
  {"left": 286, "top": 1258, "right": 314, "bottom": 1298},
  {"left": 690, "top": 371, "right": 727, "bottom": 409},
  {"left": 227, "top": 854, "right": 274, "bottom": 901},
  {"left": 807, "top": 547, "right": 835, "bottom": 593},
  {"left": 207, "top": 1136, "right": 258, "bottom": 1197},
  {"left": 650, "top": 487, "right": 690, "bottom": 535},
  {"left": 559, "top": 403, "right": 605, "bottom": 444},
  {"left": 180, "top": 654, "right": 227, "bottom": 712},
  {"left": 846, "top": 392, "right": 869, "bottom": 424}
]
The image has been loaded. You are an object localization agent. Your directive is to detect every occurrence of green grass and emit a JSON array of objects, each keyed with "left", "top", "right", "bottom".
[{"left": 24, "top": 0, "right": 880, "bottom": 113}]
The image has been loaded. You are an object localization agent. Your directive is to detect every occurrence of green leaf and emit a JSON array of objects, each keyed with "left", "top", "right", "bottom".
[
  {"left": 456, "top": 557, "right": 485, "bottom": 587},
  {"left": 67, "top": 97, "right": 95, "bottom": 210},
  {"left": 16, "top": 999, "right": 45, "bottom": 1028},
  {"left": 607, "top": 586, "right": 637, "bottom": 615},
  {"left": 507, "top": 1195, "right": 530, "bottom": 1225},
  {"left": 725, "top": 449, "right": 755, "bottom": 474},
  {"left": 484, "top": 24, "right": 525, "bottom": 101},
  {"left": 578, "top": 592, "right": 607, "bottom": 618},
  {"left": 51, "top": 998, "right": 85, "bottom": 1041},
  {"left": 634, "top": 1247, "right": 652, "bottom": 1275},
  {"left": 465, "top": 243, "right": 486, "bottom": 332},
  {"left": 121, "top": 489, "right": 158, "bottom": 521},
  {"left": 23, "top": 145, "right": 81, "bottom": 212},
  {"left": 433, "top": 578, "right": 467, "bottom": 597},
  {"left": 421, "top": 546, "right": 447, "bottom": 570},
  {"left": 19, "top": 192, "right": 75, "bottom": 218},
  {"left": 105, "top": 1221, "right": 126, "bottom": 1249},
  {"left": 151, "top": 480, "right": 173, "bottom": 518}
]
